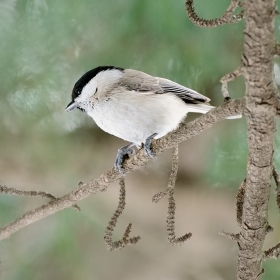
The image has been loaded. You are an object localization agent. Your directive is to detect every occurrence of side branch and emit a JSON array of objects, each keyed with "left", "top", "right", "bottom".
[
  {"left": 264, "top": 243, "right": 280, "bottom": 259},
  {"left": 0, "top": 185, "right": 80, "bottom": 212},
  {"left": 0, "top": 98, "right": 244, "bottom": 241},
  {"left": 0, "top": 185, "right": 56, "bottom": 200},
  {"left": 220, "top": 66, "right": 243, "bottom": 99},
  {"left": 186, "top": 0, "right": 244, "bottom": 27},
  {"left": 219, "top": 230, "right": 239, "bottom": 242}
]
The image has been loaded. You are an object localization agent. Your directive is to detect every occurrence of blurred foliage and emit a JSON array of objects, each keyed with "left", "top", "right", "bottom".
[{"left": 1, "top": 0, "right": 280, "bottom": 279}]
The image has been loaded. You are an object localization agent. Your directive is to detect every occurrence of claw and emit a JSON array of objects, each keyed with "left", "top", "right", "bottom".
[
  {"left": 114, "top": 134, "right": 158, "bottom": 174},
  {"left": 144, "top": 133, "right": 158, "bottom": 158},
  {"left": 114, "top": 144, "right": 135, "bottom": 174}
]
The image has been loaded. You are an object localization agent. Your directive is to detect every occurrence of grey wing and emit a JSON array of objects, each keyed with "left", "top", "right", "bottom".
[
  {"left": 121, "top": 69, "right": 163, "bottom": 92},
  {"left": 158, "top": 77, "right": 210, "bottom": 104},
  {"left": 121, "top": 69, "right": 210, "bottom": 104}
]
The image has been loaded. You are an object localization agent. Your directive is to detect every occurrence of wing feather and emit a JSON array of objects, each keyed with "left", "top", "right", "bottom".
[
  {"left": 158, "top": 77, "right": 210, "bottom": 104},
  {"left": 121, "top": 69, "right": 210, "bottom": 104}
]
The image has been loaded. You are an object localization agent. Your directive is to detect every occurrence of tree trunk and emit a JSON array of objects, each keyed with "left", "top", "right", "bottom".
[{"left": 237, "top": 1, "right": 278, "bottom": 279}]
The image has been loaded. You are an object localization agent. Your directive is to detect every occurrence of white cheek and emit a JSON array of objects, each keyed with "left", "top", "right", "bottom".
[
  {"left": 80, "top": 79, "right": 98, "bottom": 99},
  {"left": 75, "top": 79, "right": 97, "bottom": 110}
]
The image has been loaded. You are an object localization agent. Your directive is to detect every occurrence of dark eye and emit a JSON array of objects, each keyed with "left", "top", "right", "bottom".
[
  {"left": 95, "top": 88, "right": 98, "bottom": 94},
  {"left": 72, "top": 87, "right": 81, "bottom": 99}
]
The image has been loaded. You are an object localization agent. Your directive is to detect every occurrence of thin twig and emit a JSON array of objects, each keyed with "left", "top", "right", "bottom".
[
  {"left": 185, "top": 0, "right": 244, "bottom": 28},
  {"left": 0, "top": 185, "right": 56, "bottom": 200},
  {"left": 0, "top": 185, "right": 81, "bottom": 212},
  {"left": 0, "top": 98, "right": 244, "bottom": 241},
  {"left": 104, "top": 178, "right": 140, "bottom": 251},
  {"left": 264, "top": 243, "right": 280, "bottom": 259},
  {"left": 220, "top": 66, "right": 243, "bottom": 99},
  {"left": 152, "top": 189, "right": 169, "bottom": 203},
  {"left": 219, "top": 230, "right": 240, "bottom": 242},
  {"left": 153, "top": 146, "right": 192, "bottom": 245}
]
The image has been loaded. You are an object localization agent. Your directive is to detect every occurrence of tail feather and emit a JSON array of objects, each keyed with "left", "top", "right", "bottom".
[
  {"left": 187, "top": 104, "right": 242, "bottom": 119},
  {"left": 186, "top": 103, "right": 215, "bottom": 114}
]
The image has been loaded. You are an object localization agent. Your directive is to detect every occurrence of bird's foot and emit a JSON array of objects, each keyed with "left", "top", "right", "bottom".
[
  {"left": 114, "top": 144, "right": 135, "bottom": 175},
  {"left": 144, "top": 133, "right": 158, "bottom": 158}
]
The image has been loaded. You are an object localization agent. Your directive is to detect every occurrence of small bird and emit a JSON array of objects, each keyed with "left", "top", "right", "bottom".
[{"left": 66, "top": 66, "right": 239, "bottom": 173}]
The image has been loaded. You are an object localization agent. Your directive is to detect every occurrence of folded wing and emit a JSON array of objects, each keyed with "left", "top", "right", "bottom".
[
  {"left": 122, "top": 69, "right": 210, "bottom": 104},
  {"left": 158, "top": 77, "right": 210, "bottom": 104}
]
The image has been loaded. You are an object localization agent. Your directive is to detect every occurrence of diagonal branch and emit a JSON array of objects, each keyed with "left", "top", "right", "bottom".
[
  {"left": 0, "top": 98, "right": 244, "bottom": 241},
  {"left": 186, "top": 0, "right": 244, "bottom": 28}
]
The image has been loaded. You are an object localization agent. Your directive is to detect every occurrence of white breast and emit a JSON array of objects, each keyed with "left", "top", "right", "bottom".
[{"left": 87, "top": 90, "right": 188, "bottom": 145}]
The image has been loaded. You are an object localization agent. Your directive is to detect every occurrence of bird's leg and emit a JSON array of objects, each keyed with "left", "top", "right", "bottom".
[
  {"left": 144, "top": 133, "right": 158, "bottom": 158},
  {"left": 114, "top": 143, "right": 136, "bottom": 174}
]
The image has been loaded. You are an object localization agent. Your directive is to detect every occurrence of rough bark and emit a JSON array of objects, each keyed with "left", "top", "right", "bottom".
[
  {"left": 185, "top": 0, "right": 279, "bottom": 278},
  {"left": 237, "top": 1, "right": 278, "bottom": 279}
]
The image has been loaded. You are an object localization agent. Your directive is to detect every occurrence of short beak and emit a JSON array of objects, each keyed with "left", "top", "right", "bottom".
[{"left": 65, "top": 101, "right": 77, "bottom": 112}]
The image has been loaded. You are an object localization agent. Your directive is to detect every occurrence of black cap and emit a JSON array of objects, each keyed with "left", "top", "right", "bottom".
[{"left": 71, "top": 66, "right": 124, "bottom": 100}]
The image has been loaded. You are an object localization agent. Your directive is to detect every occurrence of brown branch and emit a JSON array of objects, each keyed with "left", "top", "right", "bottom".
[
  {"left": 264, "top": 243, "right": 280, "bottom": 259},
  {"left": 185, "top": 0, "right": 244, "bottom": 28},
  {"left": 104, "top": 178, "right": 140, "bottom": 251},
  {"left": 152, "top": 189, "right": 169, "bottom": 203},
  {"left": 0, "top": 98, "right": 244, "bottom": 241},
  {"left": 236, "top": 0, "right": 278, "bottom": 278},
  {"left": 219, "top": 230, "right": 240, "bottom": 242},
  {"left": 153, "top": 146, "right": 192, "bottom": 244},
  {"left": 166, "top": 146, "right": 192, "bottom": 245},
  {"left": 152, "top": 147, "right": 180, "bottom": 204},
  {"left": 0, "top": 185, "right": 80, "bottom": 212},
  {"left": 0, "top": 185, "right": 56, "bottom": 200},
  {"left": 220, "top": 66, "right": 243, "bottom": 99}
]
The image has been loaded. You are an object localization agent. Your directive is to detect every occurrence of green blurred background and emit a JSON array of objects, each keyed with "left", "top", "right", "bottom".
[{"left": 1, "top": 0, "right": 280, "bottom": 279}]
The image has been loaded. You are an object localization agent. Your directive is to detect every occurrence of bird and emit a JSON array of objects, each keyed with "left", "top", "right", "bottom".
[{"left": 66, "top": 66, "right": 240, "bottom": 173}]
